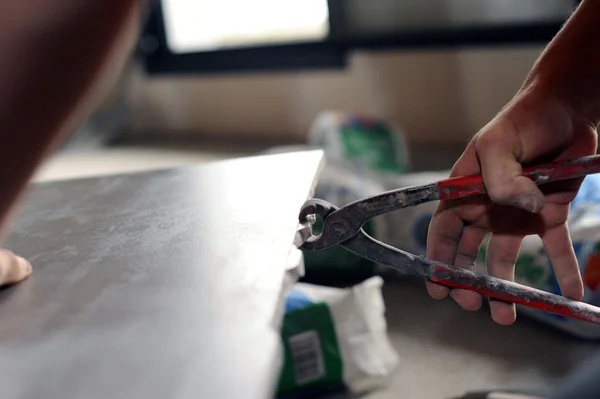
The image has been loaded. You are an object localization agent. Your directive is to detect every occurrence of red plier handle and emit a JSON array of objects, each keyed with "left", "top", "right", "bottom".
[{"left": 299, "top": 154, "right": 600, "bottom": 325}]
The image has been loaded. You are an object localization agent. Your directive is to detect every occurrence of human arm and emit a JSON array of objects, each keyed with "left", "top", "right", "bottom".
[{"left": 0, "top": 0, "right": 143, "bottom": 284}]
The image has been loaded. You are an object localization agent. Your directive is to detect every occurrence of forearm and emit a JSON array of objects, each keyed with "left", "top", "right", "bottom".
[
  {"left": 526, "top": 0, "right": 600, "bottom": 125},
  {"left": 0, "top": 1, "right": 142, "bottom": 231}
]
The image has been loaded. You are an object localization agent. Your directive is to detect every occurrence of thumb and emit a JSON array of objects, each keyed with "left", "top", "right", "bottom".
[
  {"left": 475, "top": 124, "right": 545, "bottom": 213},
  {"left": 0, "top": 250, "right": 32, "bottom": 286}
]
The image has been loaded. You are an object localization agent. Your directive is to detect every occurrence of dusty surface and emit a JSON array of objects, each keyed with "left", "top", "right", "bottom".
[{"left": 3, "top": 151, "right": 323, "bottom": 399}]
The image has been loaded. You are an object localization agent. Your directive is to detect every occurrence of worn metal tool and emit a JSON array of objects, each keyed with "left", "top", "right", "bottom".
[{"left": 299, "top": 155, "right": 600, "bottom": 324}]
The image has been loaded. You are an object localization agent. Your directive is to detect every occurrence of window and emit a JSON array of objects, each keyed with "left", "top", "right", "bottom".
[{"left": 162, "top": 0, "right": 330, "bottom": 53}]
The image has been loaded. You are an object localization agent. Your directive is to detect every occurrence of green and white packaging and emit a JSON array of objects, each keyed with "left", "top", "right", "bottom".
[
  {"left": 277, "top": 276, "right": 399, "bottom": 397},
  {"left": 302, "top": 111, "right": 413, "bottom": 282},
  {"left": 307, "top": 110, "right": 410, "bottom": 176}
]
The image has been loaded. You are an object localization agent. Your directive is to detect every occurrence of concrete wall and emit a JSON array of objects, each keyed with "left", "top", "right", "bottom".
[{"left": 123, "top": 46, "right": 543, "bottom": 146}]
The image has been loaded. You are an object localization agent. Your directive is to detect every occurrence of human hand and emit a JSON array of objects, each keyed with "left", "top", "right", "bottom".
[
  {"left": 425, "top": 86, "right": 598, "bottom": 325},
  {"left": 0, "top": 249, "right": 31, "bottom": 287}
]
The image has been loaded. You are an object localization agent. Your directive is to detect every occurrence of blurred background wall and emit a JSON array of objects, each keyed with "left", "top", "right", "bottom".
[
  {"left": 51, "top": 0, "right": 572, "bottom": 180},
  {"left": 122, "top": 46, "right": 542, "bottom": 146}
]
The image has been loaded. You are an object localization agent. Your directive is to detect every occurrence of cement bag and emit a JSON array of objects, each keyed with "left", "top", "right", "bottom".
[{"left": 276, "top": 276, "right": 399, "bottom": 397}]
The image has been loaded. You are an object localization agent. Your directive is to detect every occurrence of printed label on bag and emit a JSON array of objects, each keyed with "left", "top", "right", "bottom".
[
  {"left": 277, "top": 303, "right": 344, "bottom": 396},
  {"left": 289, "top": 330, "right": 325, "bottom": 384}
]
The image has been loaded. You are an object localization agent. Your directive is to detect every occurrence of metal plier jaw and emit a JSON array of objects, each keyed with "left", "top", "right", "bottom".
[
  {"left": 297, "top": 198, "right": 337, "bottom": 250},
  {"left": 298, "top": 155, "right": 600, "bottom": 325}
]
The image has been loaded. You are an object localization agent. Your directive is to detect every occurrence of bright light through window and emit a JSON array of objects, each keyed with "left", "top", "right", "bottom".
[{"left": 162, "top": 0, "right": 330, "bottom": 53}]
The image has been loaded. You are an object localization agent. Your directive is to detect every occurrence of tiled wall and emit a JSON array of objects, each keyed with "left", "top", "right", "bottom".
[{"left": 123, "top": 46, "right": 543, "bottom": 146}]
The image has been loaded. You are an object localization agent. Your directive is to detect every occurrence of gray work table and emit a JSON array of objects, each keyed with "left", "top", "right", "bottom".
[{"left": 0, "top": 151, "right": 323, "bottom": 399}]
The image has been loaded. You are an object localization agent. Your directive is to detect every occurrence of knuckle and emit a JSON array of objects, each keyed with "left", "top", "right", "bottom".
[
  {"left": 476, "top": 116, "right": 520, "bottom": 148},
  {"left": 430, "top": 230, "right": 459, "bottom": 249},
  {"left": 474, "top": 131, "right": 495, "bottom": 153},
  {"left": 454, "top": 252, "right": 476, "bottom": 270}
]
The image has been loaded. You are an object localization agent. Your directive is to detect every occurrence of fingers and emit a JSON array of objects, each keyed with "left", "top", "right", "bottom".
[
  {"left": 0, "top": 249, "right": 31, "bottom": 286},
  {"left": 449, "top": 226, "right": 487, "bottom": 311},
  {"left": 486, "top": 233, "right": 523, "bottom": 325},
  {"left": 425, "top": 208, "right": 463, "bottom": 299},
  {"left": 541, "top": 223, "right": 584, "bottom": 301},
  {"left": 426, "top": 142, "right": 480, "bottom": 300},
  {"left": 475, "top": 126, "right": 545, "bottom": 213},
  {"left": 426, "top": 206, "right": 487, "bottom": 310}
]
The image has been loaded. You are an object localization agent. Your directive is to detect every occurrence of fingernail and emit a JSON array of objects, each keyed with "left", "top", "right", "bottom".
[{"left": 511, "top": 195, "right": 539, "bottom": 213}]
